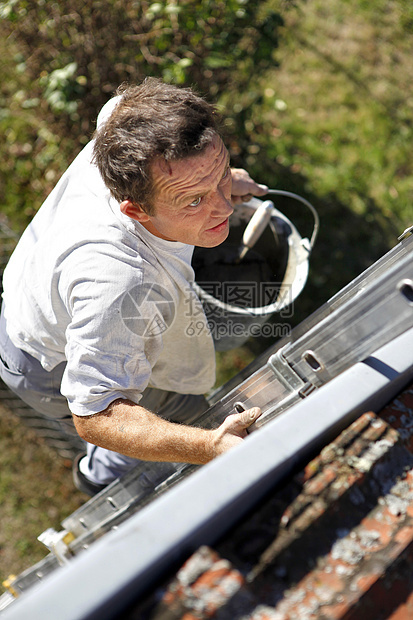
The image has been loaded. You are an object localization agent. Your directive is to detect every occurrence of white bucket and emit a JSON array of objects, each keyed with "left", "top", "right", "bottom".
[{"left": 192, "top": 191, "right": 319, "bottom": 351}]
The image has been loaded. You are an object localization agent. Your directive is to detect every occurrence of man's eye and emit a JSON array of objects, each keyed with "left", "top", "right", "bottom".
[{"left": 189, "top": 197, "right": 202, "bottom": 207}]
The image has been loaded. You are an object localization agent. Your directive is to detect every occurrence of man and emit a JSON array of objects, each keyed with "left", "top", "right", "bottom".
[{"left": 0, "top": 79, "right": 266, "bottom": 495}]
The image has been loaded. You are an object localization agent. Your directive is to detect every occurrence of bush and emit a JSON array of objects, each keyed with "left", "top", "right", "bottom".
[{"left": 0, "top": 0, "right": 286, "bottom": 230}]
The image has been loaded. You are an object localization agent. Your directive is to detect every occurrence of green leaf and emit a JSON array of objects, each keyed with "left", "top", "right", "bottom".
[{"left": 204, "top": 54, "right": 232, "bottom": 69}]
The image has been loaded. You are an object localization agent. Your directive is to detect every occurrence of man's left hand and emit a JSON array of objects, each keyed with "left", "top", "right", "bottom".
[{"left": 230, "top": 168, "right": 268, "bottom": 205}]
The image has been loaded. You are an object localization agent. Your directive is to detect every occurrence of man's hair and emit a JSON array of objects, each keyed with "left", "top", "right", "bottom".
[{"left": 92, "top": 78, "right": 221, "bottom": 214}]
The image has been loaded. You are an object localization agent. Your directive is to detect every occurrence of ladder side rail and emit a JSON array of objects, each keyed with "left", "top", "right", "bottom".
[
  {"left": 209, "top": 234, "right": 413, "bottom": 404},
  {"left": 283, "top": 250, "right": 413, "bottom": 387}
]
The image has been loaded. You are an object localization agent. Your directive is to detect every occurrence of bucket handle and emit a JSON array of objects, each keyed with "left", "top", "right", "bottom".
[{"left": 265, "top": 189, "right": 320, "bottom": 251}]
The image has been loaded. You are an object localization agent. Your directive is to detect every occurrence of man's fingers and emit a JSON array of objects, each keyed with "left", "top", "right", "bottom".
[
  {"left": 230, "top": 168, "right": 268, "bottom": 200},
  {"left": 255, "top": 183, "right": 269, "bottom": 195},
  {"left": 231, "top": 193, "right": 252, "bottom": 205},
  {"left": 219, "top": 407, "right": 262, "bottom": 438},
  {"left": 239, "top": 406, "right": 262, "bottom": 427}
]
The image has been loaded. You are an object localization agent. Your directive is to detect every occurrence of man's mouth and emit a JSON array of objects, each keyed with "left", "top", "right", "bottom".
[{"left": 206, "top": 218, "right": 229, "bottom": 233}]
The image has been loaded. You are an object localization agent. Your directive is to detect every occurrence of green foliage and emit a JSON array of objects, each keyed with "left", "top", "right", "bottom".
[
  {"left": 0, "top": 0, "right": 283, "bottom": 231},
  {"left": 2, "top": 1, "right": 282, "bottom": 126},
  {"left": 0, "top": 407, "right": 84, "bottom": 582},
  {"left": 0, "top": 34, "right": 75, "bottom": 227},
  {"left": 39, "top": 62, "right": 84, "bottom": 115}
]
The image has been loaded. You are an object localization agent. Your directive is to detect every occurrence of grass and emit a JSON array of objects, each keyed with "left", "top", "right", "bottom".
[
  {"left": 1, "top": 0, "right": 413, "bottom": 595},
  {"left": 0, "top": 406, "right": 84, "bottom": 588},
  {"left": 270, "top": 0, "right": 413, "bottom": 232},
  {"left": 217, "top": 0, "right": 413, "bottom": 372},
  {"left": 244, "top": 0, "right": 413, "bottom": 324}
]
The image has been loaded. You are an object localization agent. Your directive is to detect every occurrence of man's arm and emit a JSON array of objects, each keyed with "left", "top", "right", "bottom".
[{"left": 73, "top": 399, "right": 262, "bottom": 465}]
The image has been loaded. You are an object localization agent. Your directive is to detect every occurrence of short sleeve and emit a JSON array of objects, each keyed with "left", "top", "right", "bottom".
[{"left": 59, "top": 245, "right": 165, "bottom": 415}]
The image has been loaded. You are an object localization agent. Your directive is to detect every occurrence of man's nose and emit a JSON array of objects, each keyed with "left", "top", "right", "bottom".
[{"left": 211, "top": 188, "right": 233, "bottom": 217}]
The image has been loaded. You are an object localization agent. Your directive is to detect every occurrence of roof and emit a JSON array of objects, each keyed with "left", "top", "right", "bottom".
[{"left": 132, "top": 381, "right": 413, "bottom": 620}]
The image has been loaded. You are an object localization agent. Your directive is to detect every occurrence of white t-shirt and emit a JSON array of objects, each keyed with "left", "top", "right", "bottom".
[{"left": 2, "top": 119, "right": 215, "bottom": 415}]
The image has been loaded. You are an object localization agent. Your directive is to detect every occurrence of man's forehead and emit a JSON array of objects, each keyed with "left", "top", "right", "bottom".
[{"left": 150, "top": 136, "right": 229, "bottom": 198}]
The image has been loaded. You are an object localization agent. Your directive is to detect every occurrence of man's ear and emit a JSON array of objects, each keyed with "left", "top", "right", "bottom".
[{"left": 120, "top": 199, "right": 150, "bottom": 222}]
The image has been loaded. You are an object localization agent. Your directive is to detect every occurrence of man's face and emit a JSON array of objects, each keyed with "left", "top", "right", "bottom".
[{"left": 140, "top": 134, "right": 234, "bottom": 247}]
